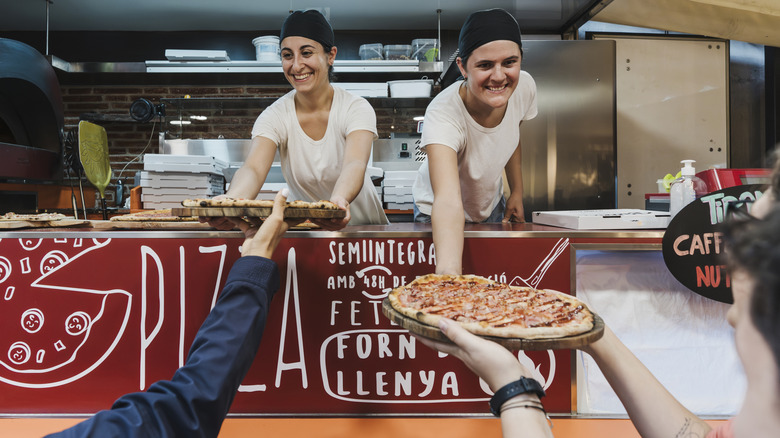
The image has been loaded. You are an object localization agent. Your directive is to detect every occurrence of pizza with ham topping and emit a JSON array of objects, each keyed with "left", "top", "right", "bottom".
[{"left": 388, "top": 274, "right": 594, "bottom": 339}]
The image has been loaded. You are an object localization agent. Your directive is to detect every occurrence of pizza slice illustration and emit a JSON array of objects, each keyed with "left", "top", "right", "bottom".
[{"left": 0, "top": 239, "right": 132, "bottom": 388}]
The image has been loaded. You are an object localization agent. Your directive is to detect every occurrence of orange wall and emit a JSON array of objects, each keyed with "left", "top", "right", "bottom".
[{"left": 0, "top": 417, "right": 727, "bottom": 437}]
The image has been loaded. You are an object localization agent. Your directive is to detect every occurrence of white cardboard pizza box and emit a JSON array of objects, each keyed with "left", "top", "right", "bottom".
[
  {"left": 384, "top": 193, "right": 414, "bottom": 203},
  {"left": 143, "top": 154, "right": 228, "bottom": 175},
  {"left": 384, "top": 186, "right": 413, "bottom": 196},
  {"left": 386, "top": 202, "right": 414, "bottom": 210},
  {"left": 532, "top": 209, "right": 670, "bottom": 230},
  {"left": 383, "top": 170, "right": 417, "bottom": 187},
  {"left": 142, "top": 186, "right": 223, "bottom": 196},
  {"left": 140, "top": 171, "right": 224, "bottom": 189}
]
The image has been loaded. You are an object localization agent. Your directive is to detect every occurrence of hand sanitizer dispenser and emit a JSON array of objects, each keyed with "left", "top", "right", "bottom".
[{"left": 669, "top": 160, "right": 708, "bottom": 218}]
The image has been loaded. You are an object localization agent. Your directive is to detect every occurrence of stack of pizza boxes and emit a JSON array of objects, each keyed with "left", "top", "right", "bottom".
[
  {"left": 382, "top": 170, "right": 417, "bottom": 211},
  {"left": 139, "top": 154, "right": 226, "bottom": 209}
]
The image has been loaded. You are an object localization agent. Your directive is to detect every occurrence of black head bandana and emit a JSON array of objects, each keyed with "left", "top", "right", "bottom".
[
  {"left": 280, "top": 9, "right": 335, "bottom": 49},
  {"left": 458, "top": 8, "right": 522, "bottom": 60}
]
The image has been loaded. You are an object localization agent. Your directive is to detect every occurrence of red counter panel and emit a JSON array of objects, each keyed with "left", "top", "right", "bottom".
[{"left": 0, "top": 234, "right": 573, "bottom": 415}]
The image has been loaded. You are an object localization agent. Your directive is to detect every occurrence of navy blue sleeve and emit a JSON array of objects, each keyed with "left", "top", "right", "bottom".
[{"left": 47, "top": 256, "right": 280, "bottom": 438}]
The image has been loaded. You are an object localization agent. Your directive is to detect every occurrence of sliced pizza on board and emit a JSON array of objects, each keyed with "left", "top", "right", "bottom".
[
  {"left": 174, "top": 198, "right": 346, "bottom": 219},
  {"left": 384, "top": 274, "right": 604, "bottom": 350}
]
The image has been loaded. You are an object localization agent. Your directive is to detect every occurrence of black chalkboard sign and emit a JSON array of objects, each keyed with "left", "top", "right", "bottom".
[{"left": 662, "top": 184, "right": 766, "bottom": 303}]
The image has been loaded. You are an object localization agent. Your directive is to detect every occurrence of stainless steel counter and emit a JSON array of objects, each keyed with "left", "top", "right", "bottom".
[{"left": 0, "top": 223, "right": 666, "bottom": 240}]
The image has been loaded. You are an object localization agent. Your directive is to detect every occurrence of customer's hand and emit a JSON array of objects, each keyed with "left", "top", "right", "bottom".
[
  {"left": 414, "top": 318, "right": 533, "bottom": 392},
  {"left": 231, "top": 189, "right": 299, "bottom": 259},
  {"left": 199, "top": 194, "right": 236, "bottom": 230}
]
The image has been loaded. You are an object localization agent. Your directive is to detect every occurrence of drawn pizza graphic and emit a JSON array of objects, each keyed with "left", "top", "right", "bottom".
[{"left": 0, "top": 238, "right": 132, "bottom": 388}]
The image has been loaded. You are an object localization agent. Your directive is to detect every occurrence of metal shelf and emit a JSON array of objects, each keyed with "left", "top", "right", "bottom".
[
  {"left": 52, "top": 59, "right": 442, "bottom": 85},
  {"left": 145, "top": 60, "right": 442, "bottom": 74}
]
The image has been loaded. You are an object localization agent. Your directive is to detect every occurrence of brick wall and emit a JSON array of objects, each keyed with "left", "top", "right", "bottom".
[{"left": 60, "top": 84, "right": 430, "bottom": 207}]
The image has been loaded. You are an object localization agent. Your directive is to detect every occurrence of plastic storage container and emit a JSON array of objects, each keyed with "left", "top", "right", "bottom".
[
  {"left": 383, "top": 44, "right": 412, "bottom": 60},
  {"left": 411, "top": 38, "right": 439, "bottom": 62},
  {"left": 359, "top": 43, "right": 383, "bottom": 60},
  {"left": 669, "top": 160, "right": 708, "bottom": 218},
  {"left": 252, "top": 36, "right": 280, "bottom": 61},
  {"left": 387, "top": 79, "right": 433, "bottom": 97}
]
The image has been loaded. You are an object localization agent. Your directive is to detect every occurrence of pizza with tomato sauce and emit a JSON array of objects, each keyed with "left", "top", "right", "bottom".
[{"left": 388, "top": 274, "right": 594, "bottom": 339}]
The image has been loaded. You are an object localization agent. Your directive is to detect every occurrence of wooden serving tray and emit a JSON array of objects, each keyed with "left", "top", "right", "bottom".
[
  {"left": 90, "top": 220, "right": 213, "bottom": 230},
  {"left": 172, "top": 207, "right": 346, "bottom": 219},
  {"left": 381, "top": 299, "right": 604, "bottom": 351}
]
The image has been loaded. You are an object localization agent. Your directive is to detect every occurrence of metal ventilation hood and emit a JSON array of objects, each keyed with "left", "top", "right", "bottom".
[{"left": 0, "top": 1, "right": 608, "bottom": 33}]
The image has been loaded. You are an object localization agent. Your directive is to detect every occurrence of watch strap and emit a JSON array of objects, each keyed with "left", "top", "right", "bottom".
[{"left": 489, "top": 377, "right": 546, "bottom": 416}]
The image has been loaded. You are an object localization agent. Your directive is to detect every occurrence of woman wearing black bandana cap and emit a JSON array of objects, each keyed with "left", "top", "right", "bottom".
[
  {"left": 208, "top": 9, "right": 388, "bottom": 230},
  {"left": 411, "top": 8, "right": 538, "bottom": 275}
]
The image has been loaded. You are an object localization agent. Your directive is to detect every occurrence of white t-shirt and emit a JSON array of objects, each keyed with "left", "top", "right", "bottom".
[
  {"left": 412, "top": 72, "right": 538, "bottom": 222},
  {"left": 251, "top": 86, "right": 388, "bottom": 225}
]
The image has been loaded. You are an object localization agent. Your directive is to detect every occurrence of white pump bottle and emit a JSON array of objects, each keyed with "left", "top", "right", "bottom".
[{"left": 669, "top": 160, "right": 708, "bottom": 218}]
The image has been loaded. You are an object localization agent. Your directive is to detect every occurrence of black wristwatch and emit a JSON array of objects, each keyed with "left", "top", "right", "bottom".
[{"left": 489, "top": 377, "right": 546, "bottom": 417}]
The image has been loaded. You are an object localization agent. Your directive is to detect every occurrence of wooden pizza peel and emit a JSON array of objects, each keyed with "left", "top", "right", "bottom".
[
  {"left": 381, "top": 299, "right": 605, "bottom": 351},
  {"left": 78, "top": 121, "right": 112, "bottom": 220}
]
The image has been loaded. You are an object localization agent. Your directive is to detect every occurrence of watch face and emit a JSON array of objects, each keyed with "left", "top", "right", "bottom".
[{"left": 521, "top": 376, "right": 545, "bottom": 395}]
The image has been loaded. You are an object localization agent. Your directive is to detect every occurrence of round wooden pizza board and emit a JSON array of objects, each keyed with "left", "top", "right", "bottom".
[
  {"left": 171, "top": 207, "right": 346, "bottom": 219},
  {"left": 381, "top": 299, "right": 605, "bottom": 351}
]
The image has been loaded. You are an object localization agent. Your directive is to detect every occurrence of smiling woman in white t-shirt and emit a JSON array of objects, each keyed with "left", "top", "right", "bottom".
[
  {"left": 213, "top": 10, "right": 387, "bottom": 230},
  {"left": 412, "top": 8, "right": 538, "bottom": 274}
]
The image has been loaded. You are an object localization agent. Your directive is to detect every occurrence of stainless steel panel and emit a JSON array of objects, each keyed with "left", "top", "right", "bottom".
[
  {"left": 372, "top": 135, "right": 424, "bottom": 172},
  {"left": 161, "top": 138, "right": 280, "bottom": 164},
  {"left": 729, "top": 40, "right": 765, "bottom": 168},
  {"left": 521, "top": 40, "right": 617, "bottom": 216}
]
